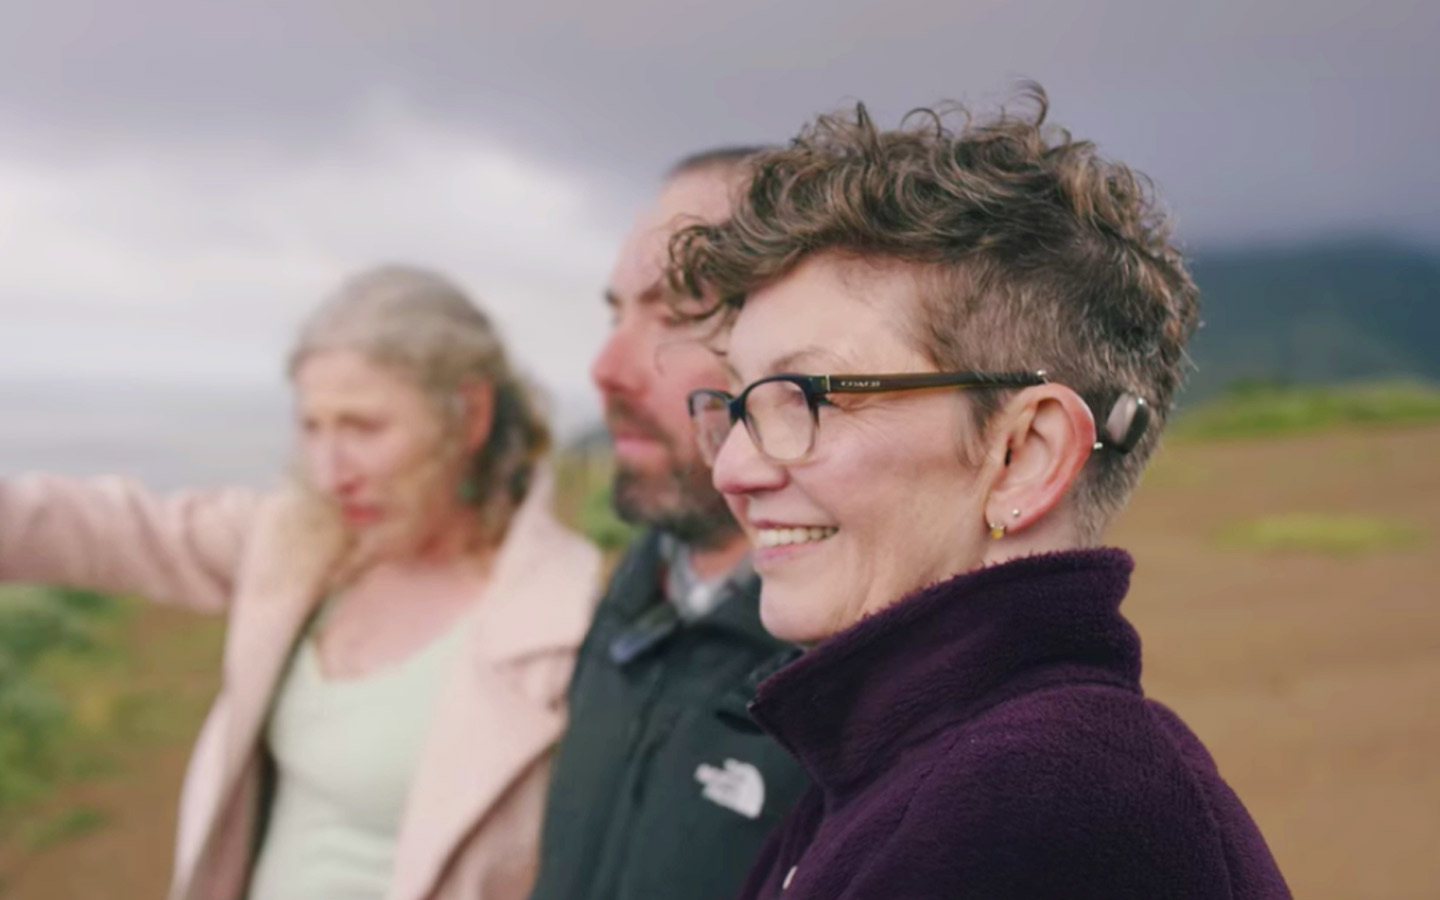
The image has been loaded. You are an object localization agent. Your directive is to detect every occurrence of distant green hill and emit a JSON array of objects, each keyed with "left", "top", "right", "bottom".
[
  {"left": 1183, "top": 237, "right": 1440, "bottom": 403},
  {"left": 1172, "top": 380, "right": 1440, "bottom": 440}
]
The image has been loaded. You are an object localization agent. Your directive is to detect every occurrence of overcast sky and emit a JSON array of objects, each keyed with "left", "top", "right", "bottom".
[{"left": 1, "top": 0, "right": 1436, "bottom": 474}]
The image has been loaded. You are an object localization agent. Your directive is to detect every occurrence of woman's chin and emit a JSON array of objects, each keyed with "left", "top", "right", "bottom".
[{"left": 759, "top": 587, "right": 835, "bottom": 646}]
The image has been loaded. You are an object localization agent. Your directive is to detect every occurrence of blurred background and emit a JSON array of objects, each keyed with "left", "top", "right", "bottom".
[{"left": 1, "top": 1, "right": 1437, "bottom": 897}]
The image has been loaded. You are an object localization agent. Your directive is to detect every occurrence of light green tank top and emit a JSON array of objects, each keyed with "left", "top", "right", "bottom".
[{"left": 246, "top": 606, "right": 473, "bottom": 900}]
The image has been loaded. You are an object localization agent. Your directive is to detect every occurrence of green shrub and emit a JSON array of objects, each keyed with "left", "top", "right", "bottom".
[
  {"left": 0, "top": 587, "right": 121, "bottom": 815},
  {"left": 577, "top": 482, "right": 640, "bottom": 553}
]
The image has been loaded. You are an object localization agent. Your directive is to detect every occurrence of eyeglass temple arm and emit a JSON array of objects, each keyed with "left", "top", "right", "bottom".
[{"left": 818, "top": 370, "right": 1048, "bottom": 393}]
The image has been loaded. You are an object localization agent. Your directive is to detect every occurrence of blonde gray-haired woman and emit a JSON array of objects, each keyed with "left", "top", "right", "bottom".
[{"left": 0, "top": 266, "right": 602, "bottom": 900}]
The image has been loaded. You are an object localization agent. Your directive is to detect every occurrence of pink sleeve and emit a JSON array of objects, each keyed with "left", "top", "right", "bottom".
[{"left": 0, "top": 474, "right": 258, "bottom": 613}]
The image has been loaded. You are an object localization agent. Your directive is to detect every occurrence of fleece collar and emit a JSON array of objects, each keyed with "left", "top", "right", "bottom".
[{"left": 748, "top": 548, "right": 1142, "bottom": 795}]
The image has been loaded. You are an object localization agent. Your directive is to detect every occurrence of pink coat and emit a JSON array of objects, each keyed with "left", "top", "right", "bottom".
[{"left": 0, "top": 470, "right": 602, "bottom": 900}]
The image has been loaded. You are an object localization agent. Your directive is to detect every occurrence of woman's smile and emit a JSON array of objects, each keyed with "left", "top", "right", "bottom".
[{"left": 748, "top": 522, "right": 840, "bottom": 569}]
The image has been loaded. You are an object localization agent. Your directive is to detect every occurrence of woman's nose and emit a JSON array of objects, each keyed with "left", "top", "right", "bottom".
[
  {"left": 711, "top": 420, "right": 788, "bottom": 497},
  {"left": 306, "top": 434, "right": 357, "bottom": 495}
]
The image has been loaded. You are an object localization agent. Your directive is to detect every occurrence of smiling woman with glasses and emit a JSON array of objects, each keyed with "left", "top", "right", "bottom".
[{"left": 665, "top": 86, "right": 1292, "bottom": 900}]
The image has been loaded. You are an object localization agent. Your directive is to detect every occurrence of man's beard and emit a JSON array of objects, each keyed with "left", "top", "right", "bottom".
[
  {"left": 612, "top": 456, "right": 738, "bottom": 549},
  {"left": 606, "top": 402, "right": 739, "bottom": 549}
]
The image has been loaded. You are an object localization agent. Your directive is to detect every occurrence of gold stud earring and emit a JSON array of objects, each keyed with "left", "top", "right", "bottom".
[{"left": 989, "top": 521, "right": 1007, "bottom": 540}]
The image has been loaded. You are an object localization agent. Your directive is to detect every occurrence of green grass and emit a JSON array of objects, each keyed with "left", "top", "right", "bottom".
[
  {"left": 19, "top": 805, "right": 110, "bottom": 852},
  {"left": 1173, "top": 380, "right": 1440, "bottom": 441},
  {"left": 1217, "top": 513, "right": 1424, "bottom": 556}
]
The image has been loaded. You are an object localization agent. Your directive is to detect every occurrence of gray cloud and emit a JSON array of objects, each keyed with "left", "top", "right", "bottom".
[{"left": 3, "top": 0, "right": 1436, "bottom": 244}]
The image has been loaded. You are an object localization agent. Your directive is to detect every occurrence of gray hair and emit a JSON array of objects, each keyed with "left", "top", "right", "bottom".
[{"left": 288, "top": 265, "right": 550, "bottom": 542}]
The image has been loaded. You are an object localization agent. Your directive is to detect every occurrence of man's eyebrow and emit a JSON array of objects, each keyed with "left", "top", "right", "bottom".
[
  {"left": 605, "top": 283, "right": 675, "bottom": 310},
  {"left": 638, "top": 281, "right": 676, "bottom": 308}
]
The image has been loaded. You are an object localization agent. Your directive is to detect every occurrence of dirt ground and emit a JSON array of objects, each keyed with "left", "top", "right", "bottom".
[
  {"left": 3, "top": 425, "right": 1438, "bottom": 899},
  {"left": 1113, "top": 425, "right": 1440, "bottom": 900}
]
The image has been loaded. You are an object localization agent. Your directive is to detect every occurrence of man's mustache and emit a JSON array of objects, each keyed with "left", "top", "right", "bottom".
[{"left": 604, "top": 400, "right": 675, "bottom": 450}]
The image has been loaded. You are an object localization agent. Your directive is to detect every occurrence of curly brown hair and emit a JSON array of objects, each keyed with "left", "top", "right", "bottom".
[{"left": 667, "top": 84, "right": 1200, "bottom": 537}]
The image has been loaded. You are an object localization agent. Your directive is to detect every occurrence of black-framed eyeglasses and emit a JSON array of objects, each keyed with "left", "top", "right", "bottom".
[{"left": 686, "top": 370, "right": 1048, "bottom": 465}]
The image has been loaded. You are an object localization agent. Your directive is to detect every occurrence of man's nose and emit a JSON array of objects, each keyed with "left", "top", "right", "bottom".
[{"left": 591, "top": 323, "right": 650, "bottom": 399}]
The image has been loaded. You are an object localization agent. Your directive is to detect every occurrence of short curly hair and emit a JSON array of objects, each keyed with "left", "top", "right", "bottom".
[{"left": 668, "top": 84, "right": 1199, "bottom": 537}]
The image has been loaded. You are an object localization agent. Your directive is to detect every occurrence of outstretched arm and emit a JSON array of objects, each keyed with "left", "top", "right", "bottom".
[{"left": 0, "top": 473, "right": 258, "bottom": 612}]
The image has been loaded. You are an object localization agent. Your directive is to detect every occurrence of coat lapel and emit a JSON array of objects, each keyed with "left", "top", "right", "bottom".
[
  {"left": 388, "top": 473, "right": 601, "bottom": 900},
  {"left": 219, "top": 489, "right": 346, "bottom": 789},
  {"left": 170, "top": 488, "right": 347, "bottom": 900}
]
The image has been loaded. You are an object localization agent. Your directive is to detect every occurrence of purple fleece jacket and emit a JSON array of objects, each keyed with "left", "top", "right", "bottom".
[{"left": 737, "top": 548, "right": 1291, "bottom": 900}]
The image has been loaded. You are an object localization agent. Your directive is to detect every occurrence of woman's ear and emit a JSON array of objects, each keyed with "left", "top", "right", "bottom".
[
  {"left": 458, "top": 380, "right": 496, "bottom": 455},
  {"left": 984, "top": 384, "right": 1095, "bottom": 535}
]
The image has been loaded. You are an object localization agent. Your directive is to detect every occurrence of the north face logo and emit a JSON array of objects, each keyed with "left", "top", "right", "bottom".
[{"left": 694, "top": 758, "right": 766, "bottom": 819}]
